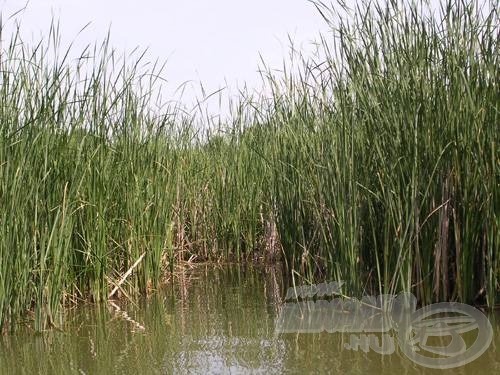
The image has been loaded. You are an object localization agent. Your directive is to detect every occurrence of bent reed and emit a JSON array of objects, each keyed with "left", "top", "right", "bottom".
[{"left": 0, "top": 0, "right": 498, "bottom": 332}]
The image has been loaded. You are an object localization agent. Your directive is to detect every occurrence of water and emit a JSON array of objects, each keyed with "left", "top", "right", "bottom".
[{"left": 1, "top": 265, "right": 499, "bottom": 374}]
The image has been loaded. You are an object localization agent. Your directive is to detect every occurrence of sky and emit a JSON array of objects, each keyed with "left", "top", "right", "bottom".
[{"left": 0, "top": 0, "right": 333, "bottom": 116}]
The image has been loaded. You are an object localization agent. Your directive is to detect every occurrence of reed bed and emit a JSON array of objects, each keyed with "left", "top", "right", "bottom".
[{"left": 0, "top": 0, "right": 498, "bottom": 332}]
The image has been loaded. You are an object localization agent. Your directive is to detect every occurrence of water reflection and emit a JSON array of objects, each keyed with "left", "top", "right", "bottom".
[{"left": 0, "top": 264, "right": 499, "bottom": 374}]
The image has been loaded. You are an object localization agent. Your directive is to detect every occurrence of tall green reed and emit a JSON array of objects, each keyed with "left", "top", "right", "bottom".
[
  {"left": 262, "top": 0, "right": 498, "bottom": 304},
  {"left": 0, "top": 0, "right": 498, "bottom": 332}
]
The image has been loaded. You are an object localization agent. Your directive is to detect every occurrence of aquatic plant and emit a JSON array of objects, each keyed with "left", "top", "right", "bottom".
[{"left": 0, "top": 0, "right": 497, "bottom": 332}]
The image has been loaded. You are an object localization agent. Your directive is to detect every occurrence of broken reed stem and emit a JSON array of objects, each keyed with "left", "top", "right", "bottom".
[{"left": 108, "top": 252, "right": 146, "bottom": 299}]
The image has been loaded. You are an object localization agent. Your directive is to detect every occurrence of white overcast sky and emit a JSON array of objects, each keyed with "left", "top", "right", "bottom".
[
  {"left": 0, "top": 0, "right": 475, "bottom": 117},
  {"left": 0, "top": 0, "right": 336, "bottom": 116}
]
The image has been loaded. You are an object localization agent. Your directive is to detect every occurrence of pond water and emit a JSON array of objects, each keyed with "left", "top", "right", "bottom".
[{"left": 1, "top": 265, "right": 499, "bottom": 374}]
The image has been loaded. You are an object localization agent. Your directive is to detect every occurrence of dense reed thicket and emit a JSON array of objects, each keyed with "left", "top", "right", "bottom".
[{"left": 0, "top": 0, "right": 498, "bottom": 332}]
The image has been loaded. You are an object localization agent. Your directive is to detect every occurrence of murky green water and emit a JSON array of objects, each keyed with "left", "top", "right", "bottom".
[{"left": 1, "top": 265, "right": 499, "bottom": 374}]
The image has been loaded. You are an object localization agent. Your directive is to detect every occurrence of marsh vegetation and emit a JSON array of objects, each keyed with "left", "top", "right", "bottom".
[{"left": 0, "top": 0, "right": 498, "bottom": 332}]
